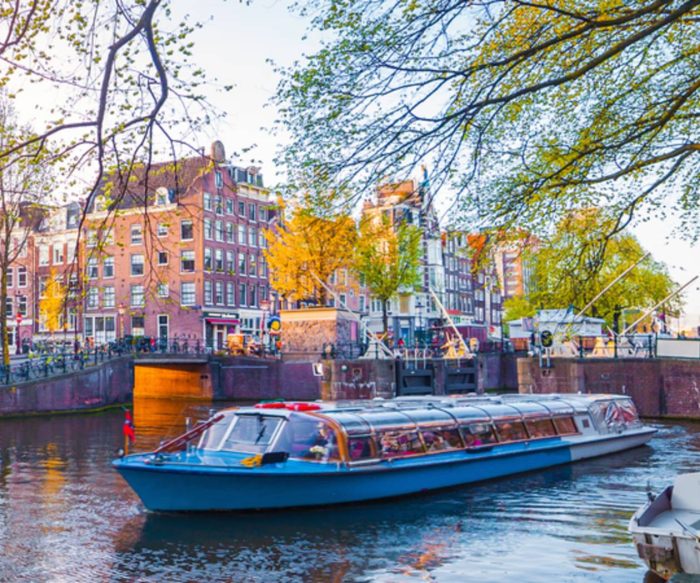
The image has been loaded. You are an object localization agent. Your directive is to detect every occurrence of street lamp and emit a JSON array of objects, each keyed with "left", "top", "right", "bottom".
[{"left": 118, "top": 303, "right": 125, "bottom": 340}]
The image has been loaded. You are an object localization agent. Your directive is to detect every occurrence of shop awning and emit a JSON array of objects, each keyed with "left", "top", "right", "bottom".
[{"left": 206, "top": 318, "right": 240, "bottom": 325}]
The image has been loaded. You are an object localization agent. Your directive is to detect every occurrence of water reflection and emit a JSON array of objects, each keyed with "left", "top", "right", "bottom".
[{"left": 1, "top": 398, "right": 699, "bottom": 582}]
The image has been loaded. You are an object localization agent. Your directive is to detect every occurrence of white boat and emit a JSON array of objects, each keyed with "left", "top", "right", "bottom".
[{"left": 629, "top": 472, "right": 700, "bottom": 580}]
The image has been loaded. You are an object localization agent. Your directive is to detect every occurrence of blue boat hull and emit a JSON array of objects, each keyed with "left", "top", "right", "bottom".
[{"left": 113, "top": 429, "right": 655, "bottom": 511}]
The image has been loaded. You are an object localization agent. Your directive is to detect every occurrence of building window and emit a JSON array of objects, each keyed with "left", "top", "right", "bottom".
[
  {"left": 39, "top": 246, "right": 49, "bottom": 266},
  {"left": 249, "top": 227, "right": 257, "bottom": 247},
  {"left": 225, "top": 222, "right": 234, "bottom": 243},
  {"left": 204, "top": 280, "right": 212, "bottom": 305},
  {"left": 249, "top": 285, "right": 256, "bottom": 307},
  {"left": 215, "top": 249, "right": 224, "bottom": 272},
  {"left": 157, "top": 251, "right": 168, "bottom": 266},
  {"left": 204, "top": 218, "right": 212, "bottom": 240},
  {"left": 181, "top": 220, "right": 194, "bottom": 241},
  {"left": 157, "top": 223, "right": 168, "bottom": 237},
  {"left": 156, "top": 188, "right": 168, "bottom": 206},
  {"left": 131, "top": 224, "right": 143, "bottom": 245},
  {"left": 181, "top": 282, "right": 195, "bottom": 306},
  {"left": 225, "top": 199, "right": 234, "bottom": 215},
  {"left": 103, "top": 257, "right": 114, "bottom": 278},
  {"left": 130, "top": 285, "right": 144, "bottom": 307},
  {"left": 204, "top": 248, "right": 212, "bottom": 271},
  {"left": 248, "top": 254, "right": 256, "bottom": 276},
  {"left": 87, "top": 288, "right": 99, "bottom": 309},
  {"left": 53, "top": 245, "right": 64, "bottom": 264},
  {"left": 359, "top": 295, "right": 366, "bottom": 312},
  {"left": 238, "top": 252, "right": 246, "bottom": 273},
  {"left": 238, "top": 224, "right": 247, "bottom": 245},
  {"left": 203, "top": 192, "right": 212, "bottom": 211},
  {"left": 258, "top": 257, "right": 265, "bottom": 278},
  {"left": 215, "top": 220, "right": 224, "bottom": 242},
  {"left": 86, "top": 230, "right": 97, "bottom": 247},
  {"left": 227, "top": 250, "right": 235, "bottom": 274},
  {"left": 248, "top": 204, "right": 256, "bottom": 221},
  {"left": 226, "top": 282, "right": 234, "bottom": 305},
  {"left": 131, "top": 254, "right": 144, "bottom": 276},
  {"left": 6, "top": 268, "right": 13, "bottom": 288},
  {"left": 18, "top": 267, "right": 26, "bottom": 288},
  {"left": 259, "top": 208, "right": 266, "bottom": 222},
  {"left": 157, "top": 283, "right": 169, "bottom": 298},
  {"left": 18, "top": 295, "right": 27, "bottom": 316},
  {"left": 238, "top": 201, "right": 245, "bottom": 216},
  {"left": 88, "top": 257, "right": 99, "bottom": 279},
  {"left": 259, "top": 231, "right": 265, "bottom": 248},
  {"left": 215, "top": 171, "right": 223, "bottom": 189},
  {"left": 181, "top": 250, "right": 195, "bottom": 272},
  {"left": 239, "top": 283, "right": 247, "bottom": 306},
  {"left": 5, "top": 297, "right": 12, "bottom": 317},
  {"left": 104, "top": 286, "right": 115, "bottom": 308},
  {"left": 215, "top": 195, "right": 223, "bottom": 215},
  {"left": 131, "top": 315, "right": 145, "bottom": 335},
  {"left": 215, "top": 281, "right": 224, "bottom": 305}
]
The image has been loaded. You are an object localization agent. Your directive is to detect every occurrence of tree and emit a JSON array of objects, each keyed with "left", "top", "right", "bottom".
[
  {"left": 0, "top": 100, "right": 50, "bottom": 366},
  {"left": 0, "top": 0, "right": 223, "bottom": 243},
  {"left": 276, "top": 0, "right": 700, "bottom": 240},
  {"left": 354, "top": 217, "right": 422, "bottom": 337},
  {"left": 40, "top": 269, "right": 68, "bottom": 338},
  {"left": 525, "top": 209, "right": 680, "bottom": 327},
  {"left": 503, "top": 296, "right": 536, "bottom": 326},
  {"left": 264, "top": 203, "right": 358, "bottom": 305}
]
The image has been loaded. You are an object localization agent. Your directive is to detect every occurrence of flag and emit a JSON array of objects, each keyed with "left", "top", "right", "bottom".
[{"left": 123, "top": 409, "right": 136, "bottom": 443}]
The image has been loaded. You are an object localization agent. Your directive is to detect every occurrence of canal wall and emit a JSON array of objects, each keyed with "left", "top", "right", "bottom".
[
  {"left": 517, "top": 356, "right": 700, "bottom": 418},
  {"left": 0, "top": 357, "right": 133, "bottom": 417}
]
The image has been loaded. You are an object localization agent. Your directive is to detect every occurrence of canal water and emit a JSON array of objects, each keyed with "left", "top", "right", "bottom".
[{"left": 1, "top": 399, "right": 698, "bottom": 582}]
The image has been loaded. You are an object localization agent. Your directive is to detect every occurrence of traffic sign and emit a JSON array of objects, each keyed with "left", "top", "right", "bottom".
[
  {"left": 540, "top": 330, "right": 553, "bottom": 348},
  {"left": 268, "top": 315, "right": 281, "bottom": 334}
]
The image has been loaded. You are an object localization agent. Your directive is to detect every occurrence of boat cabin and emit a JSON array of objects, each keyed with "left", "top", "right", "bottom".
[{"left": 195, "top": 395, "right": 642, "bottom": 465}]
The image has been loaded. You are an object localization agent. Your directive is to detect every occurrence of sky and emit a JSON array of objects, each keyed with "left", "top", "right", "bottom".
[{"left": 174, "top": 0, "right": 700, "bottom": 326}]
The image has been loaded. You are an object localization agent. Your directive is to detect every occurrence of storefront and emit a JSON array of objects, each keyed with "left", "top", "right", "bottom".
[
  {"left": 84, "top": 314, "right": 116, "bottom": 345},
  {"left": 203, "top": 311, "right": 239, "bottom": 350}
]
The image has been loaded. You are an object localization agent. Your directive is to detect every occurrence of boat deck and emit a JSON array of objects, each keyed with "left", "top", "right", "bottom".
[{"left": 647, "top": 509, "right": 700, "bottom": 534}]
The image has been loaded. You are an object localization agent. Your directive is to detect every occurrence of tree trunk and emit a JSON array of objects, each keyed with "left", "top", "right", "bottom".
[
  {"left": 1, "top": 268, "right": 8, "bottom": 367},
  {"left": 382, "top": 299, "right": 389, "bottom": 345}
]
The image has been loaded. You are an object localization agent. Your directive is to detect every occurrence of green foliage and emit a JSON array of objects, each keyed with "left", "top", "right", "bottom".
[
  {"left": 526, "top": 209, "right": 680, "bottom": 326},
  {"left": 277, "top": 0, "right": 700, "bottom": 238},
  {"left": 503, "top": 296, "right": 536, "bottom": 324},
  {"left": 354, "top": 216, "right": 422, "bottom": 333}
]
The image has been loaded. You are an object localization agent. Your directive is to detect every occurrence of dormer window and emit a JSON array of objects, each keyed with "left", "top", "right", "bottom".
[{"left": 156, "top": 187, "right": 169, "bottom": 207}]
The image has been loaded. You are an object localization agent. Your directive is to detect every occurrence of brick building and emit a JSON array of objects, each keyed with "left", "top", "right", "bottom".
[{"left": 81, "top": 141, "right": 273, "bottom": 349}]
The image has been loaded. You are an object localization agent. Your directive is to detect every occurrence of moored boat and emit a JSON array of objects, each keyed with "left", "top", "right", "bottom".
[
  {"left": 113, "top": 393, "right": 656, "bottom": 512},
  {"left": 629, "top": 472, "right": 700, "bottom": 580}
]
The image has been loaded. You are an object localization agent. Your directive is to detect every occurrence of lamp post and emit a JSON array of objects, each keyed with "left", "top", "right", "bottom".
[
  {"left": 15, "top": 312, "right": 22, "bottom": 355},
  {"left": 117, "top": 303, "right": 125, "bottom": 340}
]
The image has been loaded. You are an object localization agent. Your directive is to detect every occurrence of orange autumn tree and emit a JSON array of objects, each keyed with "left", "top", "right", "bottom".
[
  {"left": 264, "top": 202, "right": 357, "bottom": 306},
  {"left": 39, "top": 268, "right": 67, "bottom": 337}
]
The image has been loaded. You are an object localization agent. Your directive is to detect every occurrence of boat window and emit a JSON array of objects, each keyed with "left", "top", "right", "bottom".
[
  {"left": 494, "top": 420, "right": 528, "bottom": 443},
  {"left": 274, "top": 414, "right": 340, "bottom": 462},
  {"left": 540, "top": 400, "right": 577, "bottom": 417},
  {"left": 553, "top": 416, "right": 579, "bottom": 435},
  {"left": 326, "top": 412, "right": 372, "bottom": 435},
  {"left": 360, "top": 410, "right": 417, "bottom": 431},
  {"left": 510, "top": 402, "right": 551, "bottom": 418},
  {"left": 376, "top": 430, "right": 425, "bottom": 458},
  {"left": 421, "top": 427, "right": 464, "bottom": 451},
  {"left": 525, "top": 418, "right": 557, "bottom": 439},
  {"left": 616, "top": 399, "right": 642, "bottom": 427},
  {"left": 220, "top": 414, "right": 283, "bottom": 453},
  {"left": 402, "top": 408, "right": 457, "bottom": 427},
  {"left": 198, "top": 415, "right": 232, "bottom": 450},
  {"left": 348, "top": 436, "right": 376, "bottom": 461},
  {"left": 449, "top": 406, "right": 491, "bottom": 425},
  {"left": 463, "top": 422, "right": 498, "bottom": 447}
]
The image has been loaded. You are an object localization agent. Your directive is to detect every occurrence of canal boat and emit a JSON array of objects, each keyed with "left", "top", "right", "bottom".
[
  {"left": 629, "top": 472, "right": 700, "bottom": 580},
  {"left": 113, "top": 393, "right": 656, "bottom": 512}
]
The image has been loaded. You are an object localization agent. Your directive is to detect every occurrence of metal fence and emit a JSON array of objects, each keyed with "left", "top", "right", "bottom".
[{"left": 0, "top": 347, "right": 125, "bottom": 386}]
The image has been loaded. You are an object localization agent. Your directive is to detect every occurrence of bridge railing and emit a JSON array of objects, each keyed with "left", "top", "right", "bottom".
[{"left": 0, "top": 347, "right": 125, "bottom": 386}]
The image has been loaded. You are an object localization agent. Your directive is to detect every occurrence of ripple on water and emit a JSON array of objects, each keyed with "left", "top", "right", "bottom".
[{"left": 0, "top": 405, "right": 697, "bottom": 582}]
